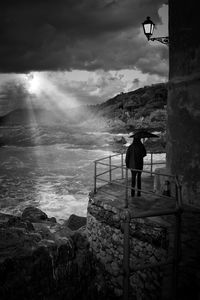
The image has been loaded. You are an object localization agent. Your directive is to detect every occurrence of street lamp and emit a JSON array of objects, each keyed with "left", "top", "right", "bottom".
[{"left": 142, "top": 16, "right": 169, "bottom": 45}]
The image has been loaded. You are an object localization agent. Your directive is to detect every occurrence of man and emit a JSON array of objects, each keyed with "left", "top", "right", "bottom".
[{"left": 125, "top": 135, "right": 146, "bottom": 197}]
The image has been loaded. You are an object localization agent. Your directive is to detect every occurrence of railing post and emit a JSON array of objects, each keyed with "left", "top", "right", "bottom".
[
  {"left": 94, "top": 161, "right": 97, "bottom": 193},
  {"left": 125, "top": 168, "right": 129, "bottom": 208},
  {"left": 123, "top": 210, "right": 130, "bottom": 300},
  {"left": 150, "top": 152, "right": 153, "bottom": 176},
  {"left": 173, "top": 175, "right": 182, "bottom": 300},
  {"left": 109, "top": 156, "right": 112, "bottom": 183},
  {"left": 121, "top": 153, "right": 124, "bottom": 179}
]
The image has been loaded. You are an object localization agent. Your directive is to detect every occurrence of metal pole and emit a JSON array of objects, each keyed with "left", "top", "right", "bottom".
[
  {"left": 109, "top": 155, "right": 112, "bottom": 183},
  {"left": 125, "top": 168, "right": 129, "bottom": 208},
  {"left": 177, "top": 176, "right": 183, "bottom": 207},
  {"left": 121, "top": 153, "right": 124, "bottom": 179},
  {"left": 123, "top": 210, "right": 130, "bottom": 300},
  {"left": 172, "top": 209, "right": 182, "bottom": 300},
  {"left": 150, "top": 152, "right": 153, "bottom": 176},
  {"left": 175, "top": 178, "right": 179, "bottom": 207},
  {"left": 94, "top": 161, "right": 97, "bottom": 193}
]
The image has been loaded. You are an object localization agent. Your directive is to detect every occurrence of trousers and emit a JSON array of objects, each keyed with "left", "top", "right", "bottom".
[{"left": 131, "top": 170, "right": 141, "bottom": 196}]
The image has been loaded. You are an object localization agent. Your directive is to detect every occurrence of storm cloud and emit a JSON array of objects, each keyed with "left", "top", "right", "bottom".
[{"left": 0, "top": 0, "right": 168, "bottom": 76}]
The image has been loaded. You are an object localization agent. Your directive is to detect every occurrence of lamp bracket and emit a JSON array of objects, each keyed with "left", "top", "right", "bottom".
[{"left": 149, "top": 36, "right": 169, "bottom": 45}]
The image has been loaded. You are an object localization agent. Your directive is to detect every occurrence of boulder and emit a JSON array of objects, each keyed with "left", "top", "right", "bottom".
[
  {"left": 48, "top": 217, "right": 57, "bottom": 223},
  {"left": 65, "top": 214, "right": 87, "bottom": 231},
  {"left": 22, "top": 206, "right": 48, "bottom": 222}
]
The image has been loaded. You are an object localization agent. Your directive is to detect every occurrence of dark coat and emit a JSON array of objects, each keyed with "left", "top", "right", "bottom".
[{"left": 125, "top": 139, "right": 146, "bottom": 170}]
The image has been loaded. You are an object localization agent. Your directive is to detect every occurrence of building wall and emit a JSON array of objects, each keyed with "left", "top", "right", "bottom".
[{"left": 167, "top": 0, "right": 200, "bottom": 205}]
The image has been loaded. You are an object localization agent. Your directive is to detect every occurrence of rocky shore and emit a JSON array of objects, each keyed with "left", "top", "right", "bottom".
[{"left": 0, "top": 206, "right": 110, "bottom": 300}]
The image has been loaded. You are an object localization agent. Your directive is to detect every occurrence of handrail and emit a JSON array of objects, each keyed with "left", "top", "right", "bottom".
[
  {"left": 94, "top": 153, "right": 120, "bottom": 162},
  {"left": 94, "top": 151, "right": 165, "bottom": 162},
  {"left": 97, "top": 163, "right": 173, "bottom": 178}
]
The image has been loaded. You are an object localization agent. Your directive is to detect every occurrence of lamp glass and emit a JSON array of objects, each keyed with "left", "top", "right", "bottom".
[{"left": 142, "top": 17, "right": 155, "bottom": 38}]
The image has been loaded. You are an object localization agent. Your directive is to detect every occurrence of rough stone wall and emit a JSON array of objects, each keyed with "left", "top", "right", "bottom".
[
  {"left": 167, "top": 0, "right": 200, "bottom": 205},
  {"left": 87, "top": 196, "right": 168, "bottom": 300}
]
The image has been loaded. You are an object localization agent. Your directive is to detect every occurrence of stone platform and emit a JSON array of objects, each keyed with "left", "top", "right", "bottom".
[{"left": 95, "top": 175, "right": 176, "bottom": 226}]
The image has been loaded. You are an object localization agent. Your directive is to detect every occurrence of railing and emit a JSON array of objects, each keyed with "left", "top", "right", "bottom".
[
  {"left": 94, "top": 152, "right": 166, "bottom": 196},
  {"left": 93, "top": 152, "right": 183, "bottom": 300}
]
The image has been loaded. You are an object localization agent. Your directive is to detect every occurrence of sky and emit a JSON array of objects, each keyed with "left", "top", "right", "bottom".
[{"left": 0, "top": 0, "right": 168, "bottom": 115}]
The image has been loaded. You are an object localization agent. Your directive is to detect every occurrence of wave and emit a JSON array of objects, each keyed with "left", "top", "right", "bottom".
[{"left": 0, "top": 124, "right": 115, "bottom": 150}]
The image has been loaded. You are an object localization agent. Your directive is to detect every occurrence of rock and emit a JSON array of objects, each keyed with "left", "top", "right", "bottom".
[
  {"left": 0, "top": 210, "right": 110, "bottom": 300},
  {"left": 32, "top": 223, "right": 55, "bottom": 240},
  {"left": 0, "top": 227, "right": 42, "bottom": 263},
  {"left": 72, "top": 231, "right": 89, "bottom": 250},
  {"left": 111, "top": 261, "right": 120, "bottom": 276},
  {"left": 54, "top": 224, "right": 73, "bottom": 239},
  {"left": 48, "top": 217, "right": 57, "bottom": 223},
  {"left": 65, "top": 214, "right": 87, "bottom": 231},
  {"left": 0, "top": 214, "right": 35, "bottom": 232},
  {"left": 22, "top": 206, "right": 48, "bottom": 222},
  {"left": 113, "top": 136, "right": 126, "bottom": 144},
  {"left": 0, "top": 212, "right": 89, "bottom": 300}
]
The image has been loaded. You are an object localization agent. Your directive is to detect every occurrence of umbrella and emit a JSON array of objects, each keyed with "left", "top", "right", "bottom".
[{"left": 129, "top": 130, "right": 159, "bottom": 138}]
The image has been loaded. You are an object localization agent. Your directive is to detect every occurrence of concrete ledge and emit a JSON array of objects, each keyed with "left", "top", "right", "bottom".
[{"left": 154, "top": 167, "right": 176, "bottom": 197}]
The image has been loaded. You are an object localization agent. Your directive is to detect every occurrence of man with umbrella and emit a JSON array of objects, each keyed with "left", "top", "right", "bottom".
[{"left": 125, "top": 130, "right": 158, "bottom": 197}]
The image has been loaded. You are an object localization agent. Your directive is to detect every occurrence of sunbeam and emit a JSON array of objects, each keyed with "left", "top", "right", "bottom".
[{"left": 26, "top": 73, "right": 41, "bottom": 94}]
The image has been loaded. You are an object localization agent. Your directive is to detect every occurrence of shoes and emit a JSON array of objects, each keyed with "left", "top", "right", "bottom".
[{"left": 137, "top": 193, "right": 141, "bottom": 197}]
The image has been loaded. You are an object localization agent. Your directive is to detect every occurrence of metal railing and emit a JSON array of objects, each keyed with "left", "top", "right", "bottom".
[
  {"left": 94, "top": 152, "right": 166, "bottom": 196},
  {"left": 93, "top": 152, "right": 183, "bottom": 300}
]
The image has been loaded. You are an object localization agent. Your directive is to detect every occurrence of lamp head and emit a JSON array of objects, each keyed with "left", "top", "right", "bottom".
[{"left": 142, "top": 16, "right": 155, "bottom": 40}]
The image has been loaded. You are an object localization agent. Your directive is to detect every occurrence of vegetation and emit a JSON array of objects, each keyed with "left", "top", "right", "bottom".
[{"left": 87, "top": 82, "right": 168, "bottom": 134}]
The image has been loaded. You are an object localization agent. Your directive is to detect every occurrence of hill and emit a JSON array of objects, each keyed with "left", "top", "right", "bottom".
[{"left": 86, "top": 82, "right": 168, "bottom": 133}]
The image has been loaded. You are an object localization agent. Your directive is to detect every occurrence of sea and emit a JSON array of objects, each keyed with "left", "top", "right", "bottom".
[{"left": 0, "top": 124, "right": 165, "bottom": 223}]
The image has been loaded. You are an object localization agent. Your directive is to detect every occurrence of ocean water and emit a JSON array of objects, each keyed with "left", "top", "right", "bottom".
[{"left": 0, "top": 125, "right": 165, "bottom": 223}]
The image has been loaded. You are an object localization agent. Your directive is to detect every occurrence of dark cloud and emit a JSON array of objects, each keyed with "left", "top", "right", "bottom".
[{"left": 0, "top": 0, "right": 168, "bottom": 76}]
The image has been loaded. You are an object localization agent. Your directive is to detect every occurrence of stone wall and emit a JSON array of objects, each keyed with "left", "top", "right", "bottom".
[{"left": 87, "top": 195, "right": 169, "bottom": 300}]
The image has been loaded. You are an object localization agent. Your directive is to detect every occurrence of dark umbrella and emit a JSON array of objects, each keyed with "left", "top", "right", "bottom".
[{"left": 129, "top": 130, "right": 159, "bottom": 138}]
